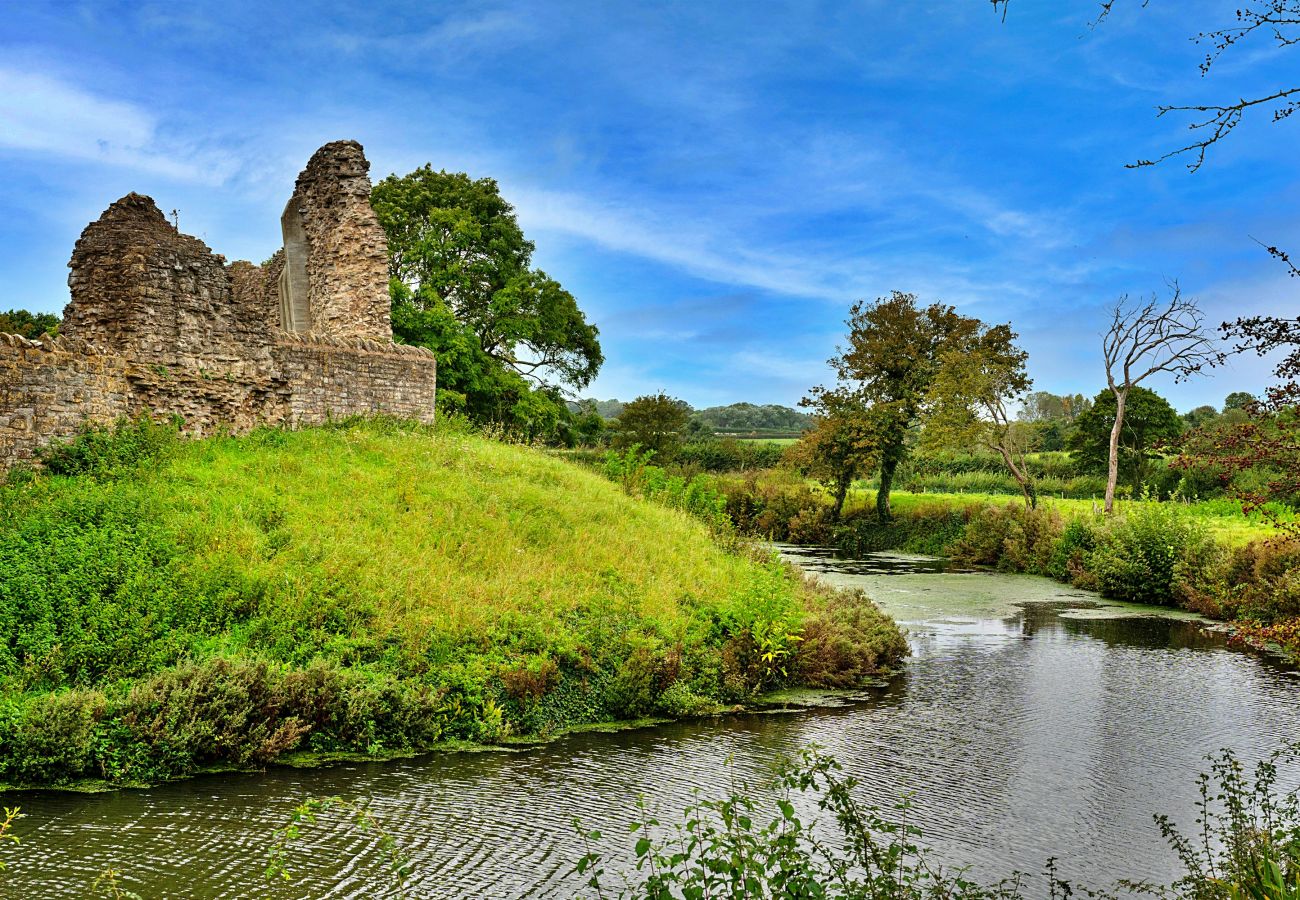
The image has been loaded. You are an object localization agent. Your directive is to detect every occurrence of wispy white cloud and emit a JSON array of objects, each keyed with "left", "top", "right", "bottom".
[
  {"left": 510, "top": 172, "right": 1075, "bottom": 308},
  {"left": 326, "top": 8, "right": 534, "bottom": 61},
  {"left": 0, "top": 67, "right": 235, "bottom": 183}
]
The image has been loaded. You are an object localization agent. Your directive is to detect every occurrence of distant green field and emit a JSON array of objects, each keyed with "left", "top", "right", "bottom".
[
  {"left": 733, "top": 437, "right": 798, "bottom": 447},
  {"left": 839, "top": 488, "right": 1286, "bottom": 546}
]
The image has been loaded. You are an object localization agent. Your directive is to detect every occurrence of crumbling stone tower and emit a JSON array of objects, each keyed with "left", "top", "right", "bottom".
[
  {"left": 0, "top": 140, "right": 436, "bottom": 470},
  {"left": 275, "top": 140, "right": 392, "bottom": 341}
]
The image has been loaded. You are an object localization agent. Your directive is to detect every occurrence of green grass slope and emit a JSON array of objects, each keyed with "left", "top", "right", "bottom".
[{"left": 0, "top": 419, "right": 905, "bottom": 788}]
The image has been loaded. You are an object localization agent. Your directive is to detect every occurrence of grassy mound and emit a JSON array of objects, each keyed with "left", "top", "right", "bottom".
[{"left": 0, "top": 419, "right": 905, "bottom": 788}]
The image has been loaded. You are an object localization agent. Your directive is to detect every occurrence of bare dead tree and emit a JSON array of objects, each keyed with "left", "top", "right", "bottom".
[{"left": 1100, "top": 285, "right": 1218, "bottom": 513}]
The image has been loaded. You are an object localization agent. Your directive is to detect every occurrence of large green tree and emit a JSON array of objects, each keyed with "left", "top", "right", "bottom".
[
  {"left": 1068, "top": 386, "right": 1183, "bottom": 495},
  {"left": 922, "top": 323, "right": 1038, "bottom": 508},
  {"left": 807, "top": 291, "right": 981, "bottom": 521},
  {"left": 371, "top": 167, "right": 602, "bottom": 437},
  {"left": 612, "top": 393, "right": 692, "bottom": 458}
]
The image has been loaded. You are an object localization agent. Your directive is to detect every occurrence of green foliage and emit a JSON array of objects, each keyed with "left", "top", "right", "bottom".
[
  {"left": 948, "top": 503, "right": 1063, "bottom": 574},
  {"left": 787, "top": 403, "right": 878, "bottom": 518},
  {"left": 1018, "top": 390, "right": 1091, "bottom": 425},
  {"left": 0, "top": 806, "right": 21, "bottom": 872},
  {"left": 676, "top": 438, "right": 785, "bottom": 472},
  {"left": 1088, "top": 503, "right": 1209, "bottom": 606},
  {"left": 36, "top": 416, "right": 182, "bottom": 479},
  {"left": 0, "top": 309, "right": 60, "bottom": 339},
  {"left": 1225, "top": 391, "right": 1256, "bottom": 411},
  {"left": 0, "top": 420, "right": 905, "bottom": 787},
  {"left": 576, "top": 745, "right": 1300, "bottom": 899},
  {"left": 693, "top": 402, "right": 813, "bottom": 433},
  {"left": 922, "top": 321, "right": 1037, "bottom": 506},
  {"left": 808, "top": 290, "right": 985, "bottom": 520},
  {"left": 611, "top": 393, "right": 691, "bottom": 457},
  {"left": 1145, "top": 745, "right": 1300, "bottom": 900},
  {"left": 576, "top": 750, "right": 1040, "bottom": 899},
  {"left": 266, "top": 796, "right": 412, "bottom": 888},
  {"left": 373, "top": 165, "right": 601, "bottom": 440},
  {"left": 1069, "top": 387, "right": 1184, "bottom": 492},
  {"left": 0, "top": 482, "right": 242, "bottom": 688}
]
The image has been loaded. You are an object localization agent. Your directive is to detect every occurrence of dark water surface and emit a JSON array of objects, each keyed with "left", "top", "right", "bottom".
[{"left": 5, "top": 548, "right": 1298, "bottom": 898}]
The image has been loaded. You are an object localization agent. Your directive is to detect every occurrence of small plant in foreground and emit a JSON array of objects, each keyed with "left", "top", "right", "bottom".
[
  {"left": 573, "top": 750, "right": 1036, "bottom": 899},
  {"left": 574, "top": 744, "right": 1300, "bottom": 899},
  {"left": 0, "top": 807, "right": 22, "bottom": 871},
  {"left": 265, "top": 796, "right": 413, "bottom": 892}
]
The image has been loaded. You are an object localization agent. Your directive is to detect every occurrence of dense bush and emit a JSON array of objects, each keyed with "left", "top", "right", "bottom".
[
  {"left": 0, "top": 483, "right": 249, "bottom": 688},
  {"left": 1087, "top": 504, "right": 1211, "bottom": 606},
  {"left": 36, "top": 416, "right": 182, "bottom": 478},
  {"left": 948, "top": 504, "right": 1063, "bottom": 574},
  {"left": 0, "top": 656, "right": 451, "bottom": 786},
  {"left": 675, "top": 438, "right": 785, "bottom": 472}
]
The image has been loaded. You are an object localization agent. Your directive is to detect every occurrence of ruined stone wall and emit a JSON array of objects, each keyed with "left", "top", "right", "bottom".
[
  {"left": 0, "top": 329, "right": 436, "bottom": 468},
  {"left": 276, "top": 335, "right": 437, "bottom": 424},
  {"left": 287, "top": 140, "right": 392, "bottom": 341},
  {"left": 0, "top": 139, "right": 436, "bottom": 472},
  {"left": 0, "top": 334, "right": 131, "bottom": 467}
]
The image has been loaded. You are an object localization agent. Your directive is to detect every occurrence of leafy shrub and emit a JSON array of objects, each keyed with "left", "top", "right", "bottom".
[
  {"left": 793, "top": 577, "right": 910, "bottom": 687},
  {"left": 37, "top": 416, "right": 182, "bottom": 478},
  {"left": 713, "top": 470, "right": 827, "bottom": 540},
  {"left": 0, "top": 484, "right": 248, "bottom": 688},
  {"left": 0, "top": 656, "right": 452, "bottom": 786},
  {"left": 1048, "top": 517, "right": 1101, "bottom": 583},
  {"left": 1218, "top": 539, "right": 1300, "bottom": 624},
  {"left": 948, "top": 504, "right": 1063, "bottom": 574},
  {"left": 838, "top": 502, "right": 971, "bottom": 556},
  {"left": 1088, "top": 504, "right": 1209, "bottom": 606},
  {"left": 676, "top": 439, "right": 784, "bottom": 473}
]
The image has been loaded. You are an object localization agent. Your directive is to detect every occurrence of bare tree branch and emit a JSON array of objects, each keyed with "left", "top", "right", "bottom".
[
  {"left": 995, "top": 1, "right": 1300, "bottom": 171},
  {"left": 1099, "top": 285, "right": 1218, "bottom": 512}
]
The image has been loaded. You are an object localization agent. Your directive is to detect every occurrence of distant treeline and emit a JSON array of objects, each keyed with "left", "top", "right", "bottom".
[
  {"left": 0, "top": 309, "right": 60, "bottom": 339},
  {"left": 572, "top": 399, "right": 812, "bottom": 432}
]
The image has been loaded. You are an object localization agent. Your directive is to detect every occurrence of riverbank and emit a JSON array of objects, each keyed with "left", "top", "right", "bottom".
[
  {"left": 716, "top": 471, "right": 1300, "bottom": 658},
  {"left": 0, "top": 419, "right": 906, "bottom": 790},
  {"left": 6, "top": 543, "right": 1296, "bottom": 896}
]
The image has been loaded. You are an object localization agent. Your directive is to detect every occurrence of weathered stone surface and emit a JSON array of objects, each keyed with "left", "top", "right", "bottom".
[
  {"left": 284, "top": 140, "right": 392, "bottom": 341},
  {"left": 0, "top": 140, "right": 435, "bottom": 471}
]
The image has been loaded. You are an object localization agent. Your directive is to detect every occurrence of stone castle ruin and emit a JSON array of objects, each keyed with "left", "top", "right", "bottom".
[{"left": 0, "top": 140, "right": 436, "bottom": 469}]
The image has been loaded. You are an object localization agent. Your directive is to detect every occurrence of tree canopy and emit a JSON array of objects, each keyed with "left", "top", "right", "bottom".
[
  {"left": 0, "top": 309, "right": 60, "bottom": 339},
  {"left": 1017, "top": 391, "right": 1090, "bottom": 425},
  {"left": 807, "top": 291, "right": 981, "bottom": 520},
  {"left": 922, "top": 322, "right": 1038, "bottom": 507},
  {"left": 372, "top": 166, "right": 602, "bottom": 438},
  {"left": 1068, "top": 386, "right": 1183, "bottom": 493},
  {"left": 693, "top": 403, "right": 812, "bottom": 432},
  {"left": 612, "top": 393, "right": 692, "bottom": 457}
]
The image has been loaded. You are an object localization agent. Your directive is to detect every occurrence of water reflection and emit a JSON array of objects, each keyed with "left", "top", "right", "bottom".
[{"left": 4, "top": 549, "right": 1298, "bottom": 898}]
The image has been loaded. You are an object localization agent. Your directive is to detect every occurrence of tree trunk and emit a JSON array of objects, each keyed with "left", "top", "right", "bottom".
[
  {"left": 832, "top": 475, "right": 850, "bottom": 520},
  {"left": 1104, "top": 389, "right": 1127, "bottom": 515},
  {"left": 876, "top": 453, "right": 898, "bottom": 522},
  {"left": 997, "top": 445, "right": 1037, "bottom": 510}
]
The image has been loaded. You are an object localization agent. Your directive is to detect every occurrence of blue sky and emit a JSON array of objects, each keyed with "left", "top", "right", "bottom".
[{"left": 1, "top": 1, "right": 1296, "bottom": 411}]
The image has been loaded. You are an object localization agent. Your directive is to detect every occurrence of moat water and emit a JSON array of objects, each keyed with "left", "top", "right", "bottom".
[{"left": 5, "top": 547, "right": 1299, "bottom": 898}]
